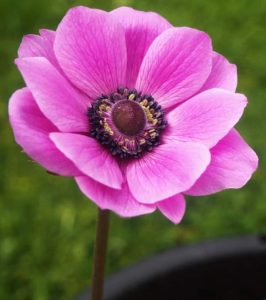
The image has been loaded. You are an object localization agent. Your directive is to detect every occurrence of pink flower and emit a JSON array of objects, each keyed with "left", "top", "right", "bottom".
[{"left": 9, "top": 6, "right": 258, "bottom": 223}]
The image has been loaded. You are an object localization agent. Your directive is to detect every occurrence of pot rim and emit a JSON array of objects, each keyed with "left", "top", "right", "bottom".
[{"left": 77, "top": 234, "right": 266, "bottom": 300}]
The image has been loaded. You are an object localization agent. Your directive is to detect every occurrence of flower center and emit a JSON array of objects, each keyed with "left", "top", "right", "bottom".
[
  {"left": 112, "top": 100, "right": 146, "bottom": 136},
  {"left": 88, "top": 87, "right": 167, "bottom": 159}
]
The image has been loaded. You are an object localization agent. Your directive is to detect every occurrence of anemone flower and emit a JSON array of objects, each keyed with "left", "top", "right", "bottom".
[{"left": 9, "top": 6, "right": 258, "bottom": 225}]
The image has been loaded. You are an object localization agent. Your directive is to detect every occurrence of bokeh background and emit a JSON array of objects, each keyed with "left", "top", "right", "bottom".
[{"left": 0, "top": 0, "right": 265, "bottom": 299}]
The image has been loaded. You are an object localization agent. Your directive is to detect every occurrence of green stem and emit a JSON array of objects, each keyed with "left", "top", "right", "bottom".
[{"left": 91, "top": 208, "right": 110, "bottom": 300}]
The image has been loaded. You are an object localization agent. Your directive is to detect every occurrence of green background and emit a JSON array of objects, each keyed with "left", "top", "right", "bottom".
[{"left": 0, "top": 0, "right": 265, "bottom": 299}]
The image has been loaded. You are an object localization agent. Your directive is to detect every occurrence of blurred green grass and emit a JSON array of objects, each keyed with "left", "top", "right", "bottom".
[{"left": 0, "top": 0, "right": 265, "bottom": 299}]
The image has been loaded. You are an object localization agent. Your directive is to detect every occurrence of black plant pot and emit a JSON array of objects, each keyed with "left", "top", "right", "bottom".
[{"left": 77, "top": 235, "right": 266, "bottom": 300}]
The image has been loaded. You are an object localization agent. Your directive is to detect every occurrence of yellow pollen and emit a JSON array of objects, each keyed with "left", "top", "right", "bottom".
[
  {"left": 152, "top": 119, "right": 158, "bottom": 126},
  {"left": 142, "top": 106, "right": 155, "bottom": 124},
  {"left": 104, "top": 122, "right": 114, "bottom": 136},
  {"left": 140, "top": 139, "right": 146, "bottom": 145},
  {"left": 128, "top": 94, "right": 135, "bottom": 100},
  {"left": 99, "top": 104, "right": 111, "bottom": 112},
  {"left": 140, "top": 99, "right": 148, "bottom": 106}
]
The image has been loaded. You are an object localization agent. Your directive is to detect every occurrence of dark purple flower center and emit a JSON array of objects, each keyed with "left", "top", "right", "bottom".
[
  {"left": 88, "top": 87, "right": 167, "bottom": 159},
  {"left": 112, "top": 100, "right": 146, "bottom": 136}
]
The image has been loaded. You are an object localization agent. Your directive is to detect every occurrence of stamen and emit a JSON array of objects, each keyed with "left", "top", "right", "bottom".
[{"left": 88, "top": 87, "right": 167, "bottom": 159}]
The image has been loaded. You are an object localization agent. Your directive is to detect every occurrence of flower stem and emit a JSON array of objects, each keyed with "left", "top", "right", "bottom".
[{"left": 91, "top": 208, "right": 110, "bottom": 300}]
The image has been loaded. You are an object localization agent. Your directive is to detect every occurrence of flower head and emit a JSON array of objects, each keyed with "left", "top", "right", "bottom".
[{"left": 9, "top": 6, "right": 258, "bottom": 223}]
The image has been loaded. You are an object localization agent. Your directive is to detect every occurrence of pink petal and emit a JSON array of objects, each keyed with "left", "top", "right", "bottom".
[
  {"left": 18, "top": 29, "right": 62, "bottom": 71},
  {"left": 39, "top": 29, "right": 55, "bottom": 40},
  {"left": 200, "top": 52, "right": 237, "bottom": 92},
  {"left": 9, "top": 88, "right": 81, "bottom": 176},
  {"left": 110, "top": 6, "right": 172, "bottom": 87},
  {"left": 75, "top": 176, "right": 155, "bottom": 217},
  {"left": 157, "top": 194, "right": 186, "bottom": 224},
  {"left": 187, "top": 129, "right": 258, "bottom": 196},
  {"left": 165, "top": 88, "right": 247, "bottom": 148},
  {"left": 50, "top": 133, "right": 123, "bottom": 189},
  {"left": 16, "top": 57, "right": 89, "bottom": 133},
  {"left": 54, "top": 6, "right": 127, "bottom": 99},
  {"left": 126, "top": 141, "right": 211, "bottom": 204},
  {"left": 136, "top": 27, "right": 212, "bottom": 109}
]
